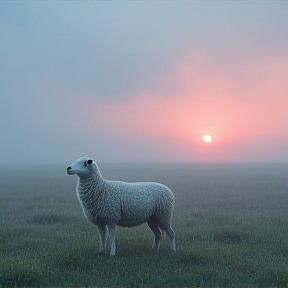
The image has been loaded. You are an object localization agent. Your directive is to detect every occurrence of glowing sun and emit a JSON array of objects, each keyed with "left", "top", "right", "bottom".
[{"left": 203, "top": 135, "right": 212, "bottom": 143}]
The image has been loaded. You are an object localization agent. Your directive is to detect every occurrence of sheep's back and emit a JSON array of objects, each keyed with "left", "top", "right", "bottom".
[{"left": 108, "top": 181, "right": 174, "bottom": 227}]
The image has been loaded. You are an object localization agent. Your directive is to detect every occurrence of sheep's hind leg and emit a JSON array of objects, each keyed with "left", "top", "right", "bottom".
[
  {"left": 97, "top": 225, "right": 107, "bottom": 254},
  {"left": 147, "top": 216, "right": 162, "bottom": 251},
  {"left": 107, "top": 223, "right": 117, "bottom": 256},
  {"left": 162, "top": 226, "right": 176, "bottom": 252}
]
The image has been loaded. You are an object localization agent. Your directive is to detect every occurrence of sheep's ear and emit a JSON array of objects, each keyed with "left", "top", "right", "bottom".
[{"left": 87, "top": 159, "right": 93, "bottom": 165}]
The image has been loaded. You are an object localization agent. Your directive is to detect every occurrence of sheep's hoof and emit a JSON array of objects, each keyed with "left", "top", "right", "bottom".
[
  {"left": 150, "top": 247, "right": 159, "bottom": 254},
  {"left": 98, "top": 251, "right": 106, "bottom": 257}
]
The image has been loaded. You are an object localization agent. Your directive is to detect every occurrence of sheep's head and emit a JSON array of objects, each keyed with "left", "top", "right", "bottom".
[{"left": 67, "top": 157, "right": 95, "bottom": 177}]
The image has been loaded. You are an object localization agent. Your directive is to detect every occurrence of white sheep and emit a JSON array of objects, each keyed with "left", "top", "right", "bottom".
[{"left": 67, "top": 157, "right": 176, "bottom": 256}]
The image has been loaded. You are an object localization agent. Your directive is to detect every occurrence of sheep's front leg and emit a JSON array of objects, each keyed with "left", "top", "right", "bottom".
[
  {"left": 97, "top": 224, "right": 106, "bottom": 254},
  {"left": 107, "top": 223, "right": 117, "bottom": 256}
]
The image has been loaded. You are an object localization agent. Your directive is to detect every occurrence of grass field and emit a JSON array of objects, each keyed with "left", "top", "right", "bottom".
[{"left": 0, "top": 163, "right": 288, "bottom": 287}]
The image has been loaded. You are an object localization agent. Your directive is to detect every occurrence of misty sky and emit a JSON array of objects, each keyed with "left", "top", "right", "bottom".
[{"left": 1, "top": 1, "right": 288, "bottom": 164}]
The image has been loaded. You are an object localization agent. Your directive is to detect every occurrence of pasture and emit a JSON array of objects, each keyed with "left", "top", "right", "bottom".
[{"left": 0, "top": 163, "right": 288, "bottom": 287}]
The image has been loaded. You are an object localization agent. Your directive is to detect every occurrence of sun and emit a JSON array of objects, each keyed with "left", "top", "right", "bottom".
[{"left": 203, "top": 135, "right": 212, "bottom": 143}]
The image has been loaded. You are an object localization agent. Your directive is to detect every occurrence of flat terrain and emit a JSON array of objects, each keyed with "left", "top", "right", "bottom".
[{"left": 0, "top": 163, "right": 288, "bottom": 287}]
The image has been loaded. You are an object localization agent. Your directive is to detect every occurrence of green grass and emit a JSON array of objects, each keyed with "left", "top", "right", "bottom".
[{"left": 0, "top": 163, "right": 288, "bottom": 287}]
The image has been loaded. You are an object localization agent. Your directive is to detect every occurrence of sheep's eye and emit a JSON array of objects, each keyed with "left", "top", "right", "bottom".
[
  {"left": 84, "top": 161, "right": 87, "bottom": 167},
  {"left": 87, "top": 159, "right": 93, "bottom": 165}
]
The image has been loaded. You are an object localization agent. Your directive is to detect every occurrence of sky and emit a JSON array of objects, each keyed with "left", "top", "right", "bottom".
[{"left": 1, "top": 1, "right": 288, "bottom": 164}]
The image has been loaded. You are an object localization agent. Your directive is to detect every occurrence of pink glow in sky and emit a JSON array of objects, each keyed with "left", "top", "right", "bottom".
[
  {"left": 79, "top": 52, "right": 288, "bottom": 162},
  {"left": 1, "top": 1, "right": 288, "bottom": 163}
]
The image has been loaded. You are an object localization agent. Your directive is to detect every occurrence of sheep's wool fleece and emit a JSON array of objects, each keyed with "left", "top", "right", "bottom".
[{"left": 76, "top": 170, "right": 175, "bottom": 228}]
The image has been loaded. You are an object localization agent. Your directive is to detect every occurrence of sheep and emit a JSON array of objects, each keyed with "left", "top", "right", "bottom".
[{"left": 67, "top": 157, "right": 176, "bottom": 256}]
